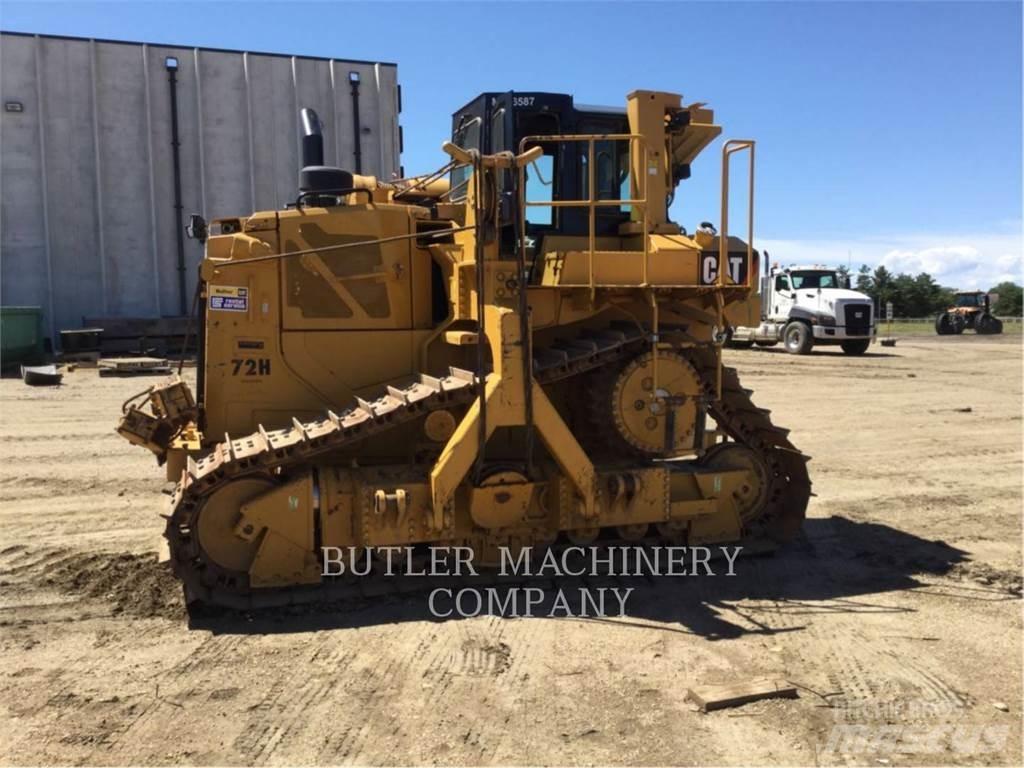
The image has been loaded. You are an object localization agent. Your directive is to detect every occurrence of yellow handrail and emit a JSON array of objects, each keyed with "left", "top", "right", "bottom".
[
  {"left": 517, "top": 133, "right": 650, "bottom": 295},
  {"left": 719, "top": 139, "right": 756, "bottom": 292},
  {"left": 717, "top": 139, "right": 756, "bottom": 398}
]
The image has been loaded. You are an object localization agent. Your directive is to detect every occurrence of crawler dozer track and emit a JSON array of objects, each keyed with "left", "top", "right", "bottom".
[{"left": 165, "top": 337, "right": 809, "bottom": 608}]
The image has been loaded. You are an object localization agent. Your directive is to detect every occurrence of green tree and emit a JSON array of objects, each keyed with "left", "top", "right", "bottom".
[
  {"left": 936, "top": 286, "right": 956, "bottom": 311},
  {"left": 836, "top": 264, "right": 956, "bottom": 317},
  {"left": 891, "top": 273, "right": 917, "bottom": 315},
  {"left": 905, "top": 272, "right": 949, "bottom": 316},
  {"left": 989, "top": 281, "right": 1023, "bottom": 316},
  {"left": 872, "top": 265, "right": 895, "bottom": 308},
  {"left": 836, "top": 264, "right": 851, "bottom": 287},
  {"left": 856, "top": 264, "right": 873, "bottom": 294}
]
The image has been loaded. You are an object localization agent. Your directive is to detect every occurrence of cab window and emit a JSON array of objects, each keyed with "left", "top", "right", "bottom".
[
  {"left": 525, "top": 153, "right": 554, "bottom": 225},
  {"left": 775, "top": 274, "right": 791, "bottom": 292},
  {"left": 618, "top": 152, "right": 631, "bottom": 213},
  {"left": 955, "top": 293, "right": 980, "bottom": 308},
  {"left": 579, "top": 140, "right": 630, "bottom": 203},
  {"left": 790, "top": 271, "right": 838, "bottom": 289},
  {"left": 450, "top": 115, "right": 481, "bottom": 200},
  {"left": 491, "top": 107, "right": 505, "bottom": 152}
]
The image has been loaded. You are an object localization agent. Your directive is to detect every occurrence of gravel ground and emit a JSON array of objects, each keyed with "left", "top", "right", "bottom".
[{"left": 1, "top": 335, "right": 1020, "bottom": 766}]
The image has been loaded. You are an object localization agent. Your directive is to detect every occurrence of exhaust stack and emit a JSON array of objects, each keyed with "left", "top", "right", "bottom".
[
  {"left": 300, "top": 108, "right": 325, "bottom": 168},
  {"left": 297, "top": 108, "right": 353, "bottom": 197}
]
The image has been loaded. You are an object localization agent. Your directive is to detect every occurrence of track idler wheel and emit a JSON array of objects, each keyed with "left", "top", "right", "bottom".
[
  {"left": 195, "top": 477, "right": 275, "bottom": 575},
  {"left": 700, "top": 443, "right": 770, "bottom": 527}
]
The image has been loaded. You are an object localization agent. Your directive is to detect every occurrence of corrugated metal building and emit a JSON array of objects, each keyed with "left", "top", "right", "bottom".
[{"left": 0, "top": 32, "right": 401, "bottom": 340}]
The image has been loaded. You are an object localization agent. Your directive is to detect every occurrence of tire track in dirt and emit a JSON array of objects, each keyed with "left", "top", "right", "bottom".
[
  {"left": 236, "top": 635, "right": 363, "bottom": 765},
  {"left": 103, "top": 635, "right": 246, "bottom": 758},
  {"left": 4, "top": 627, "right": 177, "bottom": 762},
  {"left": 371, "top": 619, "right": 513, "bottom": 766},
  {"left": 456, "top": 613, "right": 542, "bottom": 765},
  {"left": 233, "top": 675, "right": 338, "bottom": 765},
  {"left": 94, "top": 635, "right": 238, "bottom": 758},
  {"left": 292, "top": 626, "right": 442, "bottom": 765},
  {"left": 319, "top": 613, "right": 529, "bottom": 765},
  {"left": 693, "top": 533, "right": 972, "bottom": 747},
  {"left": 761, "top": 595, "right": 968, "bottom": 719},
  {"left": 0, "top": 545, "right": 73, "bottom": 577},
  {"left": 319, "top": 646, "right": 411, "bottom": 765}
]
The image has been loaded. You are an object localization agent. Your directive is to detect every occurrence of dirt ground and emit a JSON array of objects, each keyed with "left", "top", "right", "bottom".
[{"left": 1, "top": 336, "right": 1021, "bottom": 767}]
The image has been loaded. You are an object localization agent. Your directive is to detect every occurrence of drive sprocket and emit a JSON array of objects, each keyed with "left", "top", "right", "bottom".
[{"left": 603, "top": 350, "right": 705, "bottom": 457}]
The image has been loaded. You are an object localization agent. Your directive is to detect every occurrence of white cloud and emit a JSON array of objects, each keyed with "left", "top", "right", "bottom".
[{"left": 758, "top": 229, "right": 1023, "bottom": 289}]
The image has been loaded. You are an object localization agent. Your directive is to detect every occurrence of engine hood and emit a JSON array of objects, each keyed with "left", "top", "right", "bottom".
[
  {"left": 793, "top": 288, "right": 872, "bottom": 316},
  {"left": 793, "top": 288, "right": 871, "bottom": 303},
  {"left": 823, "top": 289, "right": 872, "bottom": 302}
]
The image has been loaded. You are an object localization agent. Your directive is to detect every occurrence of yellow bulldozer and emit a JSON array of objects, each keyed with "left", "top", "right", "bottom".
[{"left": 117, "top": 89, "right": 810, "bottom": 608}]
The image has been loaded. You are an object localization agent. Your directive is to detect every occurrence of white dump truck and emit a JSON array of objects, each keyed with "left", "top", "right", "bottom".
[{"left": 729, "top": 262, "right": 876, "bottom": 355}]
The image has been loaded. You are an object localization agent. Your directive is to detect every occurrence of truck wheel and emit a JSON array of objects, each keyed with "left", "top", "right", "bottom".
[
  {"left": 935, "top": 312, "right": 953, "bottom": 335},
  {"left": 951, "top": 314, "right": 966, "bottom": 334},
  {"left": 783, "top": 321, "right": 813, "bottom": 355},
  {"left": 841, "top": 339, "right": 871, "bottom": 355}
]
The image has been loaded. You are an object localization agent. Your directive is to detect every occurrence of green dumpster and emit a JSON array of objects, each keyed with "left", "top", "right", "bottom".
[{"left": 1, "top": 306, "right": 46, "bottom": 368}]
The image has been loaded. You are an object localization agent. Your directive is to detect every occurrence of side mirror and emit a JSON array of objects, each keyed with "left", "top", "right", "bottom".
[{"left": 186, "top": 213, "right": 208, "bottom": 244}]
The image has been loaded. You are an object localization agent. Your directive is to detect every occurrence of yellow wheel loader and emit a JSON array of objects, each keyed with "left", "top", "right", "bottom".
[{"left": 117, "top": 90, "right": 810, "bottom": 608}]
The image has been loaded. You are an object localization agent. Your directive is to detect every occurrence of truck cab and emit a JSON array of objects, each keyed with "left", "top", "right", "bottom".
[{"left": 731, "top": 263, "right": 876, "bottom": 355}]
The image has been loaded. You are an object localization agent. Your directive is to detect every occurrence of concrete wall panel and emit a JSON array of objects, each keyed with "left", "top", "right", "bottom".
[
  {"left": 0, "top": 36, "right": 51, "bottom": 316},
  {"left": 0, "top": 32, "right": 400, "bottom": 341},
  {"left": 94, "top": 41, "right": 154, "bottom": 317}
]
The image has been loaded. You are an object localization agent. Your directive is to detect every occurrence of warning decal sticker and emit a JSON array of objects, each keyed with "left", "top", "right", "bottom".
[{"left": 209, "top": 286, "right": 249, "bottom": 312}]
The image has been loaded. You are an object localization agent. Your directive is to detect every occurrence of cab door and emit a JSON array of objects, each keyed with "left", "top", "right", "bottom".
[{"left": 773, "top": 272, "right": 794, "bottom": 318}]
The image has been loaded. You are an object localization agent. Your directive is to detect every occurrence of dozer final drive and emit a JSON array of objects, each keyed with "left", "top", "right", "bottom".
[{"left": 118, "top": 90, "right": 811, "bottom": 608}]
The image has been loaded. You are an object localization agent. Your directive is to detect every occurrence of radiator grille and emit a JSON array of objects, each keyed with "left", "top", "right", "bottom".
[{"left": 843, "top": 304, "right": 872, "bottom": 336}]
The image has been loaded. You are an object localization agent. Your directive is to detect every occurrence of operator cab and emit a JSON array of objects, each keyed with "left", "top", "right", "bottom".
[
  {"left": 954, "top": 292, "right": 982, "bottom": 308},
  {"left": 449, "top": 91, "right": 633, "bottom": 254}
]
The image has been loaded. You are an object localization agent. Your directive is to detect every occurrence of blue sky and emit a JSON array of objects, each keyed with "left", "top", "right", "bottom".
[{"left": 3, "top": 1, "right": 1021, "bottom": 287}]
